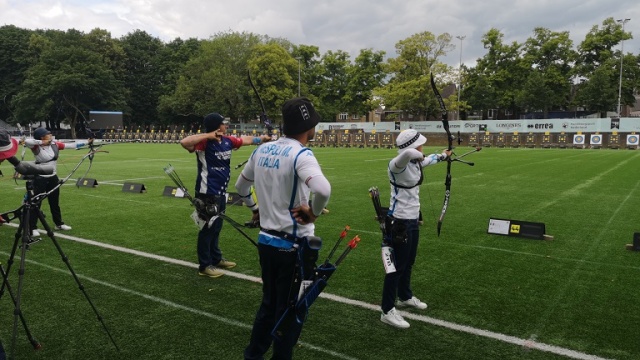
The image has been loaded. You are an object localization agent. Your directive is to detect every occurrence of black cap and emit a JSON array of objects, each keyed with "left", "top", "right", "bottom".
[
  {"left": 203, "top": 113, "right": 229, "bottom": 133},
  {"left": 281, "top": 97, "right": 321, "bottom": 136}
]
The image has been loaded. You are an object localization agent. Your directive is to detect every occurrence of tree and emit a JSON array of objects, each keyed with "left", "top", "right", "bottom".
[
  {"left": 155, "top": 37, "right": 201, "bottom": 127},
  {"left": 575, "top": 17, "right": 637, "bottom": 115},
  {"left": 248, "top": 41, "right": 300, "bottom": 120},
  {"left": 464, "top": 28, "right": 524, "bottom": 119},
  {"left": 378, "top": 31, "right": 454, "bottom": 119},
  {"left": 316, "top": 50, "right": 351, "bottom": 121},
  {"left": 291, "top": 44, "right": 322, "bottom": 100},
  {"left": 13, "top": 29, "right": 126, "bottom": 137},
  {"left": 345, "top": 48, "right": 387, "bottom": 121},
  {"left": 0, "top": 25, "right": 34, "bottom": 125},
  {"left": 159, "top": 31, "right": 262, "bottom": 129},
  {"left": 519, "top": 27, "right": 576, "bottom": 117},
  {"left": 119, "top": 30, "right": 165, "bottom": 127},
  {"left": 574, "top": 59, "right": 618, "bottom": 116}
]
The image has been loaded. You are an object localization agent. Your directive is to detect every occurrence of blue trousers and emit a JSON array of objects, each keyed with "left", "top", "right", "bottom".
[
  {"left": 196, "top": 194, "right": 227, "bottom": 271},
  {"left": 381, "top": 218, "right": 420, "bottom": 313}
]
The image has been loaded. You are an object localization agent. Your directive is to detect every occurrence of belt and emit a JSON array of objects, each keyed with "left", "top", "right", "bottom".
[{"left": 260, "top": 228, "right": 300, "bottom": 243}]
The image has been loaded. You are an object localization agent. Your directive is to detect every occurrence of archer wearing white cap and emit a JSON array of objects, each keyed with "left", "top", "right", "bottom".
[{"left": 379, "top": 129, "right": 451, "bottom": 329}]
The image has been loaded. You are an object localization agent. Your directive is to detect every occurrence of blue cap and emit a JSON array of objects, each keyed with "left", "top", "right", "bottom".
[{"left": 34, "top": 127, "right": 51, "bottom": 139}]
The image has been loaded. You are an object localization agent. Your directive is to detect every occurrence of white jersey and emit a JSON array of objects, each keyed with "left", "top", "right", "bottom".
[
  {"left": 241, "top": 137, "right": 326, "bottom": 238},
  {"left": 388, "top": 151, "right": 442, "bottom": 219},
  {"left": 26, "top": 140, "right": 67, "bottom": 177}
]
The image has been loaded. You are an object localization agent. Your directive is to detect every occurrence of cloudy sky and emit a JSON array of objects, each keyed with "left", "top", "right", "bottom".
[{"left": 1, "top": 0, "right": 639, "bottom": 68}]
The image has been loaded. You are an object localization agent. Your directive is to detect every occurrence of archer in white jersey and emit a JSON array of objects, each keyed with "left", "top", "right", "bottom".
[
  {"left": 236, "top": 97, "right": 330, "bottom": 360},
  {"left": 380, "top": 129, "right": 450, "bottom": 329}
]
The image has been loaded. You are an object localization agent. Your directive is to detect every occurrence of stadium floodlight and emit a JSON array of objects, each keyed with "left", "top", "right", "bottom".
[{"left": 617, "top": 18, "right": 630, "bottom": 116}]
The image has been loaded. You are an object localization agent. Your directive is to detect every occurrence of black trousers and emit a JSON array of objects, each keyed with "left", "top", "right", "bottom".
[
  {"left": 244, "top": 243, "right": 302, "bottom": 360},
  {"left": 30, "top": 175, "right": 64, "bottom": 229}
]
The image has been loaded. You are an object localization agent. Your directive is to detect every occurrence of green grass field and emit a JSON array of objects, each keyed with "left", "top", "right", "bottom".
[{"left": 1, "top": 143, "right": 639, "bottom": 360}]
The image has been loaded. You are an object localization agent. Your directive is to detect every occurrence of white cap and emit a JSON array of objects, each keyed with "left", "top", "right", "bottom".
[{"left": 396, "top": 129, "right": 426, "bottom": 152}]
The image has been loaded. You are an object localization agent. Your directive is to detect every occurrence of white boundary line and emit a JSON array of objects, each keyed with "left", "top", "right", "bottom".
[{"left": 3, "top": 224, "right": 613, "bottom": 360}]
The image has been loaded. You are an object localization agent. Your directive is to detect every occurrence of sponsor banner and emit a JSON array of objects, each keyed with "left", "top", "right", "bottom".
[
  {"left": 621, "top": 119, "right": 640, "bottom": 132},
  {"left": 314, "top": 118, "right": 639, "bottom": 134},
  {"left": 627, "top": 134, "right": 639, "bottom": 146},
  {"left": 573, "top": 134, "right": 585, "bottom": 145},
  {"left": 590, "top": 134, "right": 602, "bottom": 145}
]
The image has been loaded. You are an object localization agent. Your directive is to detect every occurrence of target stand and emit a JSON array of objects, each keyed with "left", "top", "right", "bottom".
[{"left": 488, "top": 218, "right": 553, "bottom": 240}]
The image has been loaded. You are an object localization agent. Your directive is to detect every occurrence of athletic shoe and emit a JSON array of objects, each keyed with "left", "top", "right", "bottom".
[
  {"left": 380, "top": 308, "right": 410, "bottom": 329},
  {"left": 55, "top": 224, "right": 72, "bottom": 231},
  {"left": 397, "top": 296, "right": 428, "bottom": 310},
  {"left": 198, "top": 266, "right": 224, "bottom": 278},
  {"left": 216, "top": 259, "right": 237, "bottom": 269},
  {"left": 31, "top": 229, "right": 41, "bottom": 237}
]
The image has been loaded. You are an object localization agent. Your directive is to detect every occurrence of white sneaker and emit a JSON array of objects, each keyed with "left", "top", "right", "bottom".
[
  {"left": 380, "top": 307, "right": 410, "bottom": 329},
  {"left": 397, "top": 296, "right": 428, "bottom": 310},
  {"left": 31, "top": 229, "right": 41, "bottom": 237},
  {"left": 55, "top": 224, "right": 72, "bottom": 231}
]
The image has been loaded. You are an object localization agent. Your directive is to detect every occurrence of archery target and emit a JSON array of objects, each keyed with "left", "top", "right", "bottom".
[
  {"left": 590, "top": 134, "right": 602, "bottom": 145},
  {"left": 573, "top": 135, "right": 585, "bottom": 145},
  {"left": 627, "top": 134, "right": 639, "bottom": 146}
]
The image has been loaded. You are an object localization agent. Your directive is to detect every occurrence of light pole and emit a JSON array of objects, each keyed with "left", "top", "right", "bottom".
[
  {"left": 456, "top": 35, "right": 466, "bottom": 120},
  {"left": 296, "top": 57, "right": 301, "bottom": 97},
  {"left": 617, "top": 18, "right": 630, "bottom": 116}
]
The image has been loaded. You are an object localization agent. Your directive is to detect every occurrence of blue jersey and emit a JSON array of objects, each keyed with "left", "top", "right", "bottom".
[{"left": 194, "top": 135, "right": 242, "bottom": 195}]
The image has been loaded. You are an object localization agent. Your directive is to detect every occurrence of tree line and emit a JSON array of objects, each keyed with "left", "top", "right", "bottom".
[{"left": 0, "top": 17, "right": 637, "bottom": 138}]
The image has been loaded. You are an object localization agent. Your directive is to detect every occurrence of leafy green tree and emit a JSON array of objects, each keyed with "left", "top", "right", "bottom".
[
  {"left": 13, "top": 29, "right": 126, "bottom": 137},
  {"left": 247, "top": 42, "right": 298, "bottom": 125},
  {"left": 575, "top": 59, "right": 619, "bottom": 116},
  {"left": 377, "top": 31, "right": 454, "bottom": 119},
  {"left": 155, "top": 37, "right": 201, "bottom": 127},
  {"left": 119, "top": 30, "right": 165, "bottom": 127},
  {"left": 0, "top": 25, "right": 34, "bottom": 125},
  {"left": 159, "top": 31, "right": 261, "bottom": 129},
  {"left": 519, "top": 27, "right": 576, "bottom": 117},
  {"left": 345, "top": 48, "right": 387, "bottom": 121},
  {"left": 575, "top": 17, "right": 636, "bottom": 115},
  {"left": 464, "top": 28, "right": 523, "bottom": 119},
  {"left": 291, "top": 44, "right": 322, "bottom": 100},
  {"left": 316, "top": 50, "right": 351, "bottom": 121}
]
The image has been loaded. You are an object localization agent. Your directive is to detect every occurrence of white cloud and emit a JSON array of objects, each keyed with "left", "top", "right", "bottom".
[{"left": 0, "top": 0, "right": 638, "bottom": 67}]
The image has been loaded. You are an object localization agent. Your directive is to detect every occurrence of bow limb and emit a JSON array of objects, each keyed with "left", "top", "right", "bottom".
[
  {"left": 430, "top": 73, "right": 453, "bottom": 237},
  {"left": 247, "top": 69, "right": 274, "bottom": 133},
  {"left": 13, "top": 123, "right": 27, "bottom": 182},
  {"left": 69, "top": 142, "right": 104, "bottom": 187}
]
